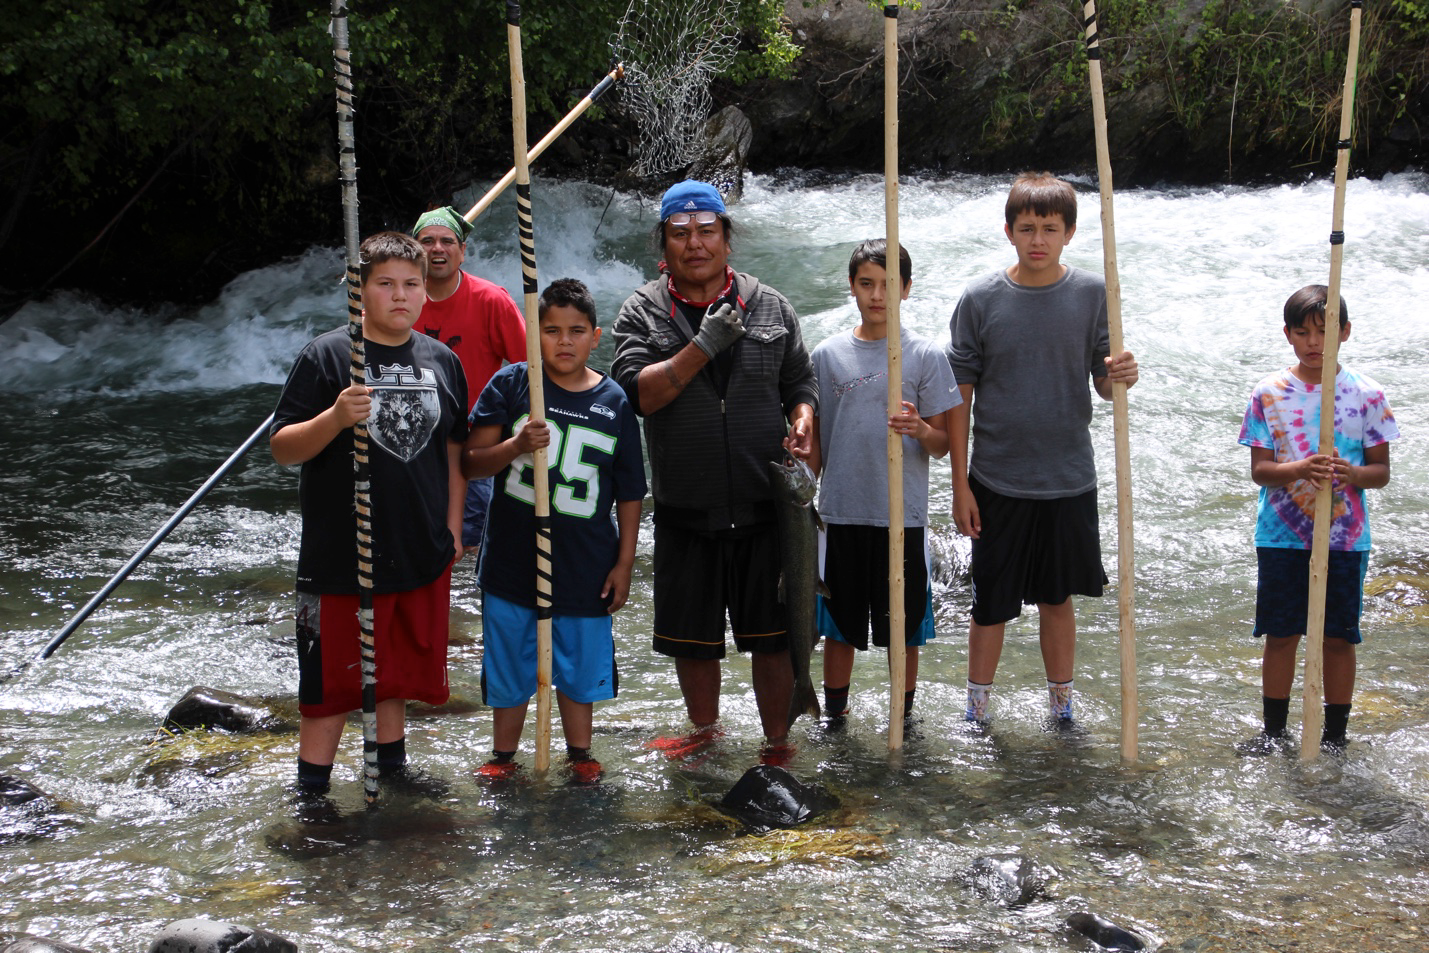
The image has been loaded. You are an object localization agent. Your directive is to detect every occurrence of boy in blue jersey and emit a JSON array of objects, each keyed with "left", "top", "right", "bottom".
[
  {"left": 463, "top": 278, "right": 646, "bottom": 782},
  {"left": 1236, "top": 284, "right": 1397, "bottom": 754}
]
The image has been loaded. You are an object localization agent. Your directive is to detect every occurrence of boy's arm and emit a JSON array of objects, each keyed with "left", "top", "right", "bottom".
[
  {"left": 950, "top": 384, "right": 979, "bottom": 538},
  {"left": 1094, "top": 350, "right": 1139, "bottom": 400},
  {"left": 461, "top": 418, "right": 550, "bottom": 479},
  {"left": 602, "top": 499, "right": 642, "bottom": 614},
  {"left": 807, "top": 416, "right": 822, "bottom": 477},
  {"left": 447, "top": 440, "right": 466, "bottom": 560},
  {"left": 1250, "top": 445, "right": 1335, "bottom": 490},
  {"left": 270, "top": 383, "right": 370, "bottom": 466},
  {"left": 890, "top": 402, "right": 950, "bottom": 459}
]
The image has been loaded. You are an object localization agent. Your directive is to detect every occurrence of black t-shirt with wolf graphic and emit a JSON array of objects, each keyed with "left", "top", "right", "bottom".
[{"left": 273, "top": 327, "right": 468, "bottom": 594}]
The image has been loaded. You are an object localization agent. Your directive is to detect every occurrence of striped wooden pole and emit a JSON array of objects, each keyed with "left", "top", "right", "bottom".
[
  {"left": 507, "top": 0, "right": 554, "bottom": 774},
  {"left": 884, "top": 0, "right": 906, "bottom": 752},
  {"left": 331, "top": 0, "right": 379, "bottom": 803},
  {"left": 1302, "top": 0, "right": 1363, "bottom": 762},
  {"left": 1083, "top": 0, "right": 1138, "bottom": 762}
]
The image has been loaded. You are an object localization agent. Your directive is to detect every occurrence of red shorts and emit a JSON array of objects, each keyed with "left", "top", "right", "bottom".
[{"left": 295, "top": 570, "right": 452, "bottom": 718}]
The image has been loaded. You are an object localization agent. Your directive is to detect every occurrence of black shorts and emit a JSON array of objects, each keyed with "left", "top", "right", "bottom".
[
  {"left": 818, "top": 523, "right": 932, "bottom": 650},
  {"left": 968, "top": 475, "right": 1107, "bottom": 626},
  {"left": 652, "top": 521, "right": 788, "bottom": 660},
  {"left": 1254, "top": 547, "right": 1368, "bottom": 644}
]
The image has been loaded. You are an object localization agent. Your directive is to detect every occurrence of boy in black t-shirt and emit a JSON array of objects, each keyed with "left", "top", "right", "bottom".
[{"left": 271, "top": 231, "right": 468, "bottom": 796}]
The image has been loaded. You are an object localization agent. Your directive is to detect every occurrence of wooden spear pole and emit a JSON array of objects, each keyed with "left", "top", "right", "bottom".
[
  {"left": 506, "top": 0, "right": 554, "bottom": 774},
  {"left": 462, "top": 66, "right": 624, "bottom": 226},
  {"left": 1082, "top": 0, "right": 1138, "bottom": 762},
  {"left": 331, "top": 0, "right": 379, "bottom": 803},
  {"left": 884, "top": 0, "right": 906, "bottom": 752},
  {"left": 1302, "top": 0, "right": 1363, "bottom": 762}
]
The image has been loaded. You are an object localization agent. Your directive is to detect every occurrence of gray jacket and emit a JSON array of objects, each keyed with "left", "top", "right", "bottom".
[{"left": 612, "top": 272, "right": 818, "bottom": 531}]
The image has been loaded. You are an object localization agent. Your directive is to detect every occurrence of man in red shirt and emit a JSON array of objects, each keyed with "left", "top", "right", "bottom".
[{"left": 412, "top": 206, "right": 528, "bottom": 557}]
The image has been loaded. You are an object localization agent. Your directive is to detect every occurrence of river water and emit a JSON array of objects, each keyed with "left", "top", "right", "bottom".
[{"left": 2, "top": 172, "right": 1427, "bottom": 952}]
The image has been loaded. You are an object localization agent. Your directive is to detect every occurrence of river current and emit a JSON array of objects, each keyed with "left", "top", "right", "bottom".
[{"left": 1, "top": 172, "right": 1427, "bottom": 952}]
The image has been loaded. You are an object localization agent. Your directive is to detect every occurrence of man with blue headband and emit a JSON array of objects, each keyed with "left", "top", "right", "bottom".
[{"left": 612, "top": 180, "right": 817, "bottom": 765}]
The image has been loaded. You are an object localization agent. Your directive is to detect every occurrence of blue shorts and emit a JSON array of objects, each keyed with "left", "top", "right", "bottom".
[
  {"left": 1254, "top": 547, "right": 1368, "bottom": 644},
  {"left": 480, "top": 592, "right": 618, "bottom": 707},
  {"left": 816, "top": 523, "right": 935, "bottom": 649},
  {"left": 462, "top": 476, "right": 494, "bottom": 548}
]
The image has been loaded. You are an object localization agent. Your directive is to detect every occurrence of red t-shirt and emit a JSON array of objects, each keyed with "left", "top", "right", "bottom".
[{"left": 417, "top": 271, "right": 527, "bottom": 412}]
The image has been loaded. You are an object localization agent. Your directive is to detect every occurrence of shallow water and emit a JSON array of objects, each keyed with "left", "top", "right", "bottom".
[{"left": 2, "top": 172, "right": 1428, "bottom": 952}]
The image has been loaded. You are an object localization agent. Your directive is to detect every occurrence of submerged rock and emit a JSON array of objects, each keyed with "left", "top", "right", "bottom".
[
  {"left": 1066, "top": 911, "right": 1147, "bottom": 951},
  {"left": 147, "top": 918, "right": 296, "bottom": 953},
  {"left": 0, "top": 775, "right": 51, "bottom": 808},
  {"left": 2, "top": 938, "right": 97, "bottom": 953},
  {"left": 163, "top": 686, "right": 290, "bottom": 734},
  {"left": 958, "top": 853, "right": 1049, "bottom": 907},
  {"left": 718, "top": 764, "right": 837, "bottom": 831}
]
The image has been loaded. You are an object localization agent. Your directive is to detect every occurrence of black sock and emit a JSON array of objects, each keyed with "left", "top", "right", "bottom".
[
  {"left": 296, "top": 757, "right": 333, "bottom": 793},
  {"left": 1323, "top": 703, "right": 1351, "bottom": 743},
  {"left": 489, "top": 750, "right": 516, "bottom": 764},
  {"left": 823, "top": 684, "right": 850, "bottom": 718},
  {"left": 1263, "top": 696, "right": 1290, "bottom": 737},
  {"left": 904, "top": 688, "right": 916, "bottom": 718},
  {"left": 566, "top": 745, "right": 593, "bottom": 762},
  {"left": 376, "top": 737, "right": 407, "bottom": 775}
]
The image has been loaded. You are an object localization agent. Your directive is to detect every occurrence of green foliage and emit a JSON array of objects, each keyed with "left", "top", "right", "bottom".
[{"left": 727, "top": 0, "right": 803, "bottom": 82}]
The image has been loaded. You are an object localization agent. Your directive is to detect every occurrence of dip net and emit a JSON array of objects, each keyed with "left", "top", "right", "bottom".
[{"left": 610, "top": 0, "right": 740, "bottom": 178}]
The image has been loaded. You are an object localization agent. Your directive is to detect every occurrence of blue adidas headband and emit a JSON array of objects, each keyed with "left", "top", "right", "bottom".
[{"left": 660, "top": 180, "right": 727, "bottom": 221}]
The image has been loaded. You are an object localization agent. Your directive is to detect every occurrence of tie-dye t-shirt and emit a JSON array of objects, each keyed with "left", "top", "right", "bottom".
[{"left": 1238, "top": 365, "right": 1398, "bottom": 551}]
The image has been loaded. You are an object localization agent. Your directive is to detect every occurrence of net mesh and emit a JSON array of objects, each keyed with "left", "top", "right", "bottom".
[{"left": 610, "top": 0, "right": 740, "bottom": 178}]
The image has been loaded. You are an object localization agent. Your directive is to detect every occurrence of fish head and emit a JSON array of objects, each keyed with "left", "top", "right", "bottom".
[{"left": 769, "top": 455, "right": 817, "bottom": 505}]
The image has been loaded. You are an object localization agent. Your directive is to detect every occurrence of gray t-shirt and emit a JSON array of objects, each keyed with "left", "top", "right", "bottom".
[
  {"left": 946, "top": 266, "right": 1109, "bottom": 498},
  {"left": 813, "top": 327, "right": 960, "bottom": 526}
]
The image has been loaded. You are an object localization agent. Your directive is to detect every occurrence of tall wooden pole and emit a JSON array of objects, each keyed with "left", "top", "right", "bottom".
[
  {"left": 507, "top": 0, "right": 554, "bottom": 774},
  {"left": 331, "top": 0, "right": 379, "bottom": 802},
  {"left": 1302, "top": 0, "right": 1363, "bottom": 762},
  {"left": 462, "top": 66, "right": 624, "bottom": 225},
  {"left": 1083, "top": 0, "right": 1138, "bottom": 762},
  {"left": 884, "top": 0, "right": 906, "bottom": 752}
]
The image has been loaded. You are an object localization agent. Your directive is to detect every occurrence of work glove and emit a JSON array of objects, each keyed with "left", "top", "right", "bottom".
[{"left": 691, "top": 302, "right": 745, "bottom": 358}]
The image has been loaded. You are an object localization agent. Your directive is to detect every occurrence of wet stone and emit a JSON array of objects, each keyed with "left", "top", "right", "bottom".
[
  {"left": 1066, "top": 911, "right": 1147, "bottom": 951},
  {"left": 717, "top": 764, "right": 837, "bottom": 831},
  {"left": 147, "top": 918, "right": 296, "bottom": 953},
  {"left": 0, "top": 775, "right": 51, "bottom": 808},
  {"left": 3, "top": 937, "right": 99, "bottom": 953},
  {"left": 958, "top": 853, "right": 1049, "bottom": 908},
  {"left": 163, "top": 686, "right": 290, "bottom": 734}
]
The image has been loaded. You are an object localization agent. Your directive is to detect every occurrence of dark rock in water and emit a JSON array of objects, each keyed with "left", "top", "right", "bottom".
[
  {"left": 148, "top": 918, "right": 296, "bottom": 953},
  {"left": 718, "top": 764, "right": 836, "bottom": 831},
  {"left": 3, "top": 937, "right": 98, "bottom": 953},
  {"left": 958, "top": 853, "right": 1049, "bottom": 907},
  {"left": 0, "top": 775, "right": 51, "bottom": 808},
  {"left": 1066, "top": 911, "right": 1147, "bottom": 951},
  {"left": 927, "top": 525, "right": 971, "bottom": 586},
  {"left": 164, "top": 686, "right": 290, "bottom": 734},
  {"left": 686, "top": 105, "right": 752, "bottom": 204}
]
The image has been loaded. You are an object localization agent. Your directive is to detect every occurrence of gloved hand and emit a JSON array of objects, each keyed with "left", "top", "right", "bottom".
[{"left": 691, "top": 302, "right": 745, "bottom": 358}]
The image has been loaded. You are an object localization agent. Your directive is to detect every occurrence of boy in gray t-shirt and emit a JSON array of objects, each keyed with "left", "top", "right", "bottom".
[
  {"left": 809, "top": 240, "right": 960, "bottom": 725},
  {"left": 946, "top": 173, "right": 1139, "bottom": 728}
]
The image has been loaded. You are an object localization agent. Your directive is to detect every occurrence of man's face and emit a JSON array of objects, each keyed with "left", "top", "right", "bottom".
[
  {"left": 416, "top": 225, "right": 465, "bottom": 283},
  {"left": 663, "top": 211, "right": 730, "bottom": 293}
]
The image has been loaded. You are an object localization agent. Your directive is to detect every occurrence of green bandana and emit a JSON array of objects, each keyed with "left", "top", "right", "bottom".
[{"left": 411, "top": 206, "right": 472, "bottom": 241}]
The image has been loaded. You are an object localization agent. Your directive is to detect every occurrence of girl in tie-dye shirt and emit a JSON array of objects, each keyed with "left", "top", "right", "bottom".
[{"left": 1236, "top": 284, "right": 1398, "bottom": 755}]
